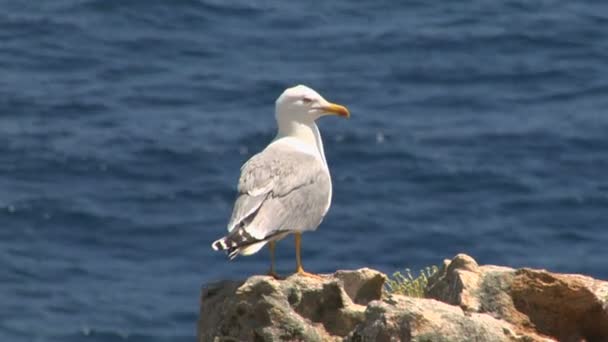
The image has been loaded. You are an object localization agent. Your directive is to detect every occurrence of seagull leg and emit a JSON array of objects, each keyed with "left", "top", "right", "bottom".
[
  {"left": 266, "top": 241, "right": 280, "bottom": 279},
  {"left": 295, "top": 233, "right": 323, "bottom": 279}
]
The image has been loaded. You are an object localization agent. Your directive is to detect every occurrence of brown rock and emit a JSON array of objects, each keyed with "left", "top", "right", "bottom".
[
  {"left": 511, "top": 269, "right": 608, "bottom": 342},
  {"left": 198, "top": 269, "right": 384, "bottom": 342},
  {"left": 427, "top": 254, "right": 608, "bottom": 342},
  {"left": 334, "top": 268, "right": 386, "bottom": 305},
  {"left": 427, "top": 253, "right": 532, "bottom": 329},
  {"left": 346, "top": 295, "right": 546, "bottom": 342},
  {"left": 199, "top": 256, "right": 608, "bottom": 342}
]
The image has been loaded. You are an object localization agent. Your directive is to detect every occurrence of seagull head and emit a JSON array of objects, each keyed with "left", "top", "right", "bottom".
[{"left": 275, "top": 85, "right": 350, "bottom": 123}]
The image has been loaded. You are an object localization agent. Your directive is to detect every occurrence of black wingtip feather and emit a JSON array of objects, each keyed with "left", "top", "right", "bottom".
[
  {"left": 228, "top": 248, "right": 239, "bottom": 260},
  {"left": 211, "top": 238, "right": 227, "bottom": 251},
  {"left": 212, "top": 236, "right": 241, "bottom": 259}
]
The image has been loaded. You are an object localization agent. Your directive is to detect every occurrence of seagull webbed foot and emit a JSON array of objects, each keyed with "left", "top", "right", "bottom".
[{"left": 295, "top": 267, "right": 324, "bottom": 280}]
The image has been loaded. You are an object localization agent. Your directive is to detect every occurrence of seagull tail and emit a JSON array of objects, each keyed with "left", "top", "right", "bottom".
[
  {"left": 211, "top": 236, "right": 240, "bottom": 260},
  {"left": 211, "top": 226, "right": 265, "bottom": 260},
  {"left": 211, "top": 236, "right": 230, "bottom": 251}
]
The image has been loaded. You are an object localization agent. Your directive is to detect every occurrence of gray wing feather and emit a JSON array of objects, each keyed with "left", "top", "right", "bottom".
[
  {"left": 226, "top": 193, "right": 268, "bottom": 231},
  {"left": 226, "top": 144, "right": 330, "bottom": 240}
]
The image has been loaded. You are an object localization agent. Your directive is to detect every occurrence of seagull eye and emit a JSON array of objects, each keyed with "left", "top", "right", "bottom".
[{"left": 302, "top": 97, "right": 313, "bottom": 104}]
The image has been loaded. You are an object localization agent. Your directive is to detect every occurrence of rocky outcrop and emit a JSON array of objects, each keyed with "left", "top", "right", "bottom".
[
  {"left": 198, "top": 269, "right": 384, "bottom": 342},
  {"left": 198, "top": 255, "right": 608, "bottom": 342},
  {"left": 427, "top": 254, "right": 608, "bottom": 342}
]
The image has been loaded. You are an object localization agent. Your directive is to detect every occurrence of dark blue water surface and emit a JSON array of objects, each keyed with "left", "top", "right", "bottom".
[{"left": 2, "top": 1, "right": 608, "bottom": 340}]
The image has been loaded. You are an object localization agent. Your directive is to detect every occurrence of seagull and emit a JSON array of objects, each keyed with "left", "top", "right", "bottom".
[{"left": 212, "top": 85, "right": 350, "bottom": 278}]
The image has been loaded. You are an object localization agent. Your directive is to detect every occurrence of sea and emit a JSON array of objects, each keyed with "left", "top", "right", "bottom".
[{"left": 1, "top": 1, "right": 607, "bottom": 341}]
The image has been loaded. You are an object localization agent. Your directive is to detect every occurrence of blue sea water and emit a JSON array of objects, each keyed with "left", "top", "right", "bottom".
[{"left": 1, "top": 0, "right": 608, "bottom": 340}]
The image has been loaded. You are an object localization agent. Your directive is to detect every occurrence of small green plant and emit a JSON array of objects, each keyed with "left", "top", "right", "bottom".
[{"left": 384, "top": 265, "right": 439, "bottom": 297}]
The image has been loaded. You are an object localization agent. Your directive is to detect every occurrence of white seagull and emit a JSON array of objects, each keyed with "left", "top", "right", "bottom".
[{"left": 212, "top": 85, "right": 350, "bottom": 277}]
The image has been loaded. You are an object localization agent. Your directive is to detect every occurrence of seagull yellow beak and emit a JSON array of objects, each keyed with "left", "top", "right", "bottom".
[{"left": 321, "top": 102, "right": 350, "bottom": 118}]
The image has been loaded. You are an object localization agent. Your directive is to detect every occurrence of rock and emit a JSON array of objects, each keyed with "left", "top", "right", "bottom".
[
  {"left": 511, "top": 269, "right": 608, "bottom": 342},
  {"left": 427, "top": 255, "right": 608, "bottom": 342},
  {"left": 199, "top": 256, "right": 608, "bottom": 342},
  {"left": 333, "top": 268, "right": 386, "bottom": 306},
  {"left": 347, "top": 295, "right": 549, "bottom": 342},
  {"left": 426, "top": 254, "right": 532, "bottom": 329},
  {"left": 198, "top": 270, "right": 385, "bottom": 342}
]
